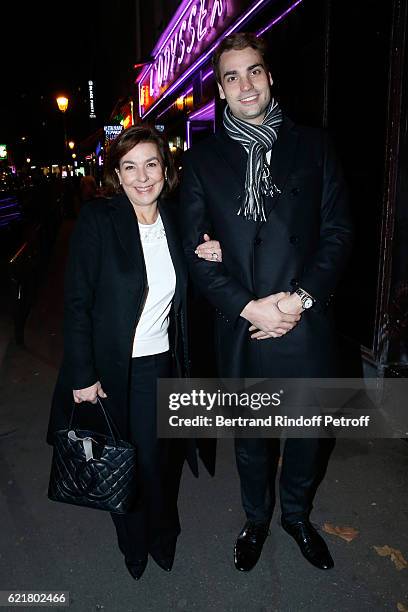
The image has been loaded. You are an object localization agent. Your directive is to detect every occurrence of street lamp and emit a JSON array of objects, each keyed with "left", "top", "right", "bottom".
[
  {"left": 56, "top": 95, "right": 69, "bottom": 162},
  {"left": 68, "top": 140, "right": 75, "bottom": 150},
  {"left": 56, "top": 96, "right": 69, "bottom": 113}
]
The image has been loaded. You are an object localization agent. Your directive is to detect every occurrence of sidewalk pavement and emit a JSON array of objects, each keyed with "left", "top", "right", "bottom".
[{"left": 0, "top": 222, "right": 407, "bottom": 612}]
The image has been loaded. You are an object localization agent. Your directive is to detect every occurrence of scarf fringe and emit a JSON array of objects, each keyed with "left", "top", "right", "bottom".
[{"left": 223, "top": 100, "right": 283, "bottom": 222}]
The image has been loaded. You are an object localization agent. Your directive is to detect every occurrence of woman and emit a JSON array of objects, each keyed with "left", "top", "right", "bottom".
[{"left": 47, "top": 124, "right": 221, "bottom": 580}]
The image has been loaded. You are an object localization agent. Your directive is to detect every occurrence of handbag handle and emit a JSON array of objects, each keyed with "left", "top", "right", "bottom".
[{"left": 68, "top": 397, "right": 120, "bottom": 443}]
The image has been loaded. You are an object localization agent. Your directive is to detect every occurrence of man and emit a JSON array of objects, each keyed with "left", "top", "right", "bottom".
[{"left": 180, "top": 33, "right": 353, "bottom": 572}]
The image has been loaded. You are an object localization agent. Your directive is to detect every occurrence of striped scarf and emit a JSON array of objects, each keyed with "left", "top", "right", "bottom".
[{"left": 223, "top": 98, "right": 283, "bottom": 221}]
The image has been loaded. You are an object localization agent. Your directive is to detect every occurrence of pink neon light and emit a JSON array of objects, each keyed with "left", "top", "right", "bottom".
[
  {"left": 140, "top": 0, "right": 304, "bottom": 120},
  {"left": 141, "top": 0, "right": 266, "bottom": 119},
  {"left": 153, "top": 1, "right": 195, "bottom": 58},
  {"left": 186, "top": 120, "right": 192, "bottom": 148},
  {"left": 136, "top": 0, "right": 194, "bottom": 86},
  {"left": 256, "top": 0, "right": 303, "bottom": 36},
  {"left": 189, "top": 100, "right": 215, "bottom": 120},
  {"left": 202, "top": 68, "right": 213, "bottom": 81},
  {"left": 139, "top": 0, "right": 229, "bottom": 116}
]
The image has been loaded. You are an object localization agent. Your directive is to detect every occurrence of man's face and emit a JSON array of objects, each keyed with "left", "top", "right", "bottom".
[{"left": 217, "top": 46, "right": 273, "bottom": 125}]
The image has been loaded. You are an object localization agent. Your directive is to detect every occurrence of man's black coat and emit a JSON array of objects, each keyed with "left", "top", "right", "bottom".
[
  {"left": 47, "top": 193, "right": 212, "bottom": 476},
  {"left": 181, "top": 117, "right": 354, "bottom": 378}
]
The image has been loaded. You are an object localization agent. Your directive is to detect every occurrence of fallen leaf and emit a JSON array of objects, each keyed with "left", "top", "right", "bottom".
[
  {"left": 397, "top": 603, "right": 408, "bottom": 611},
  {"left": 373, "top": 545, "right": 408, "bottom": 571},
  {"left": 322, "top": 522, "right": 359, "bottom": 543}
]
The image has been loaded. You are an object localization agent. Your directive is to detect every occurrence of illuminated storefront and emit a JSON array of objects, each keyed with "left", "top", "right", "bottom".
[
  {"left": 136, "top": 0, "right": 304, "bottom": 148},
  {"left": 135, "top": 0, "right": 408, "bottom": 375}
]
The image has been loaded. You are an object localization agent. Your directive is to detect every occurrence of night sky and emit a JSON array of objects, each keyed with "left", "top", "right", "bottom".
[{"left": 2, "top": 2, "right": 137, "bottom": 165}]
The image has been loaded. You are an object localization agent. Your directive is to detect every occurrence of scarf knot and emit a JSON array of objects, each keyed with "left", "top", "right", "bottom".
[{"left": 223, "top": 99, "right": 283, "bottom": 221}]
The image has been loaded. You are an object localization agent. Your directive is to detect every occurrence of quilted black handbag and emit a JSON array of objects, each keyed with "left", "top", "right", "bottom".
[{"left": 48, "top": 398, "right": 138, "bottom": 514}]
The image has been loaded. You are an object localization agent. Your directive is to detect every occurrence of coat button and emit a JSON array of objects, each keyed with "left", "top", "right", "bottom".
[
  {"left": 289, "top": 235, "right": 300, "bottom": 245},
  {"left": 254, "top": 237, "right": 262, "bottom": 246},
  {"left": 290, "top": 278, "right": 299, "bottom": 287},
  {"left": 291, "top": 187, "right": 300, "bottom": 196}
]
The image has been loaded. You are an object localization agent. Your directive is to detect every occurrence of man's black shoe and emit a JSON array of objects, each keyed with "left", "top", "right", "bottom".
[
  {"left": 281, "top": 519, "right": 334, "bottom": 570},
  {"left": 125, "top": 556, "right": 148, "bottom": 580},
  {"left": 234, "top": 520, "right": 270, "bottom": 571}
]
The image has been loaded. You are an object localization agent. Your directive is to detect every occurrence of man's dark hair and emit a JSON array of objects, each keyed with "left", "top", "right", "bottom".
[
  {"left": 211, "top": 32, "right": 269, "bottom": 84},
  {"left": 104, "top": 124, "right": 178, "bottom": 196}
]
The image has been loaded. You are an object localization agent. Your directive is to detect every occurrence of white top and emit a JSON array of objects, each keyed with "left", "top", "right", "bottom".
[{"left": 132, "top": 214, "right": 176, "bottom": 357}]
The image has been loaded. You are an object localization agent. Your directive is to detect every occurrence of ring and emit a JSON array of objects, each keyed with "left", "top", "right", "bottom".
[{"left": 212, "top": 252, "right": 218, "bottom": 260}]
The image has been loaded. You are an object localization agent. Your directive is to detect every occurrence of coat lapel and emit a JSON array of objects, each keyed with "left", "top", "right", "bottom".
[
  {"left": 214, "top": 129, "right": 248, "bottom": 192},
  {"left": 108, "top": 193, "right": 146, "bottom": 276},
  {"left": 212, "top": 129, "right": 263, "bottom": 236},
  {"left": 109, "top": 193, "right": 186, "bottom": 312},
  {"left": 266, "top": 116, "right": 299, "bottom": 215}
]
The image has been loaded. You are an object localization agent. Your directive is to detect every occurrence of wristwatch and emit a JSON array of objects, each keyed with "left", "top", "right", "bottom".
[{"left": 295, "top": 287, "right": 315, "bottom": 310}]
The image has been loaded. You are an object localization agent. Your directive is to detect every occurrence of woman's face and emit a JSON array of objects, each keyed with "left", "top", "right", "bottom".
[{"left": 116, "top": 141, "right": 165, "bottom": 209}]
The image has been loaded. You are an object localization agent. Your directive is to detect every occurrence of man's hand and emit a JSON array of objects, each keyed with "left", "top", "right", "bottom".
[
  {"left": 195, "top": 233, "right": 222, "bottom": 262},
  {"left": 277, "top": 292, "right": 303, "bottom": 315},
  {"left": 241, "top": 292, "right": 301, "bottom": 339},
  {"left": 73, "top": 381, "right": 107, "bottom": 404}
]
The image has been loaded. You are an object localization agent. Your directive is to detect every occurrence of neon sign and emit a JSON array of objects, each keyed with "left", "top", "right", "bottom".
[
  {"left": 139, "top": 0, "right": 232, "bottom": 116},
  {"left": 138, "top": 0, "right": 290, "bottom": 118},
  {"left": 88, "top": 80, "right": 96, "bottom": 119},
  {"left": 104, "top": 125, "right": 123, "bottom": 146}
]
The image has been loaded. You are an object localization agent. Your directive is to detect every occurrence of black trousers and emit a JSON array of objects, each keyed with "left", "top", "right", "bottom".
[
  {"left": 111, "top": 352, "right": 183, "bottom": 561},
  {"left": 235, "top": 437, "right": 333, "bottom": 524}
]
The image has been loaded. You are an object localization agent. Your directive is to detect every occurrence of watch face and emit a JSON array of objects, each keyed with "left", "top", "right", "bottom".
[{"left": 303, "top": 297, "right": 313, "bottom": 309}]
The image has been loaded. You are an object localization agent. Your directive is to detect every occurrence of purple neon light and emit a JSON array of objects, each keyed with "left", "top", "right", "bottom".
[
  {"left": 202, "top": 68, "right": 213, "bottom": 81},
  {"left": 157, "top": 85, "right": 194, "bottom": 119},
  {"left": 186, "top": 120, "right": 191, "bottom": 149},
  {"left": 156, "top": 69, "right": 211, "bottom": 120},
  {"left": 136, "top": 0, "right": 194, "bottom": 86},
  {"left": 0, "top": 212, "right": 21, "bottom": 221},
  {"left": 256, "top": 0, "right": 303, "bottom": 36},
  {"left": 141, "top": 0, "right": 268, "bottom": 119},
  {"left": 0, "top": 202, "right": 20, "bottom": 211},
  {"left": 0, "top": 196, "right": 19, "bottom": 204},
  {"left": 152, "top": 1, "right": 195, "bottom": 59},
  {"left": 189, "top": 100, "right": 215, "bottom": 120},
  {"left": 157, "top": 99, "right": 179, "bottom": 120},
  {"left": 141, "top": 0, "right": 304, "bottom": 120}
]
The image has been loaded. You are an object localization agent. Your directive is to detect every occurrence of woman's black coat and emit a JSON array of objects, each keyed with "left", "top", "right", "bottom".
[{"left": 47, "top": 193, "right": 208, "bottom": 476}]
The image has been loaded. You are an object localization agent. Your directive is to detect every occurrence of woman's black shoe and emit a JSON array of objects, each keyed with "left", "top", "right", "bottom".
[
  {"left": 125, "top": 556, "right": 148, "bottom": 580},
  {"left": 149, "top": 537, "right": 177, "bottom": 572},
  {"left": 149, "top": 550, "right": 173, "bottom": 572}
]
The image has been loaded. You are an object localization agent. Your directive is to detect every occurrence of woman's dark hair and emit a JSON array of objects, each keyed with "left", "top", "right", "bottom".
[
  {"left": 104, "top": 124, "right": 178, "bottom": 196},
  {"left": 211, "top": 32, "right": 269, "bottom": 84}
]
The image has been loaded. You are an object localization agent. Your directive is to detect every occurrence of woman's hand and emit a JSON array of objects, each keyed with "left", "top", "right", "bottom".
[
  {"left": 73, "top": 381, "right": 107, "bottom": 404},
  {"left": 195, "top": 233, "right": 222, "bottom": 262}
]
